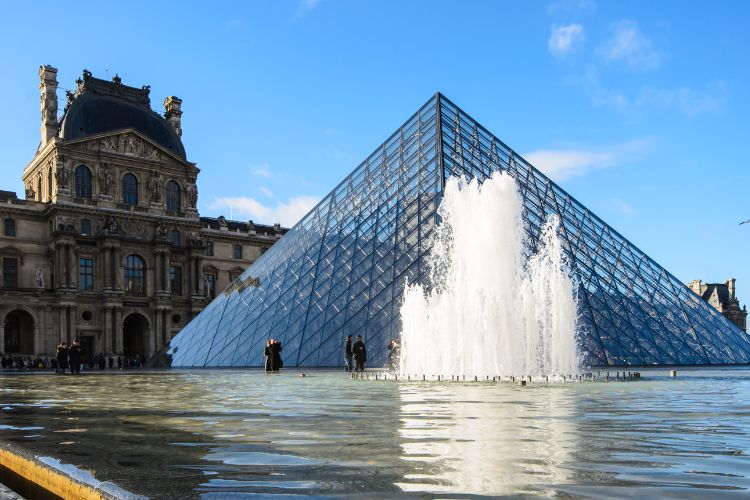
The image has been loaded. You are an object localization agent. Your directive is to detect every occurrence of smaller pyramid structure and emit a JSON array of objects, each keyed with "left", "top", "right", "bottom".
[{"left": 169, "top": 94, "right": 750, "bottom": 368}]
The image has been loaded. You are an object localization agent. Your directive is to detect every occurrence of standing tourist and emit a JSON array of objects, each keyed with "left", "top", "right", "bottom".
[
  {"left": 55, "top": 342, "right": 68, "bottom": 374},
  {"left": 271, "top": 339, "right": 283, "bottom": 372},
  {"left": 68, "top": 341, "right": 82, "bottom": 375},
  {"left": 264, "top": 339, "right": 273, "bottom": 372},
  {"left": 344, "top": 335, "right": 353, "bottom": 372},
  {"left": 353, "top": 335, "right": 367, "bottom": 372}
]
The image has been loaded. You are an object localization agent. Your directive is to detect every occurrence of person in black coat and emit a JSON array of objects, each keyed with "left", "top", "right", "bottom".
[
  {"left": 344, "top": 335, "right": 353, "bottom": 372},
  {"left": 68, "top": 341, "right": 82, "bottom": 375},
  {"left": 352, "top": 335, "right": 366, "bottom": 372},
  {"left": 55, "top": 343, "right": 69, "bottom": 374},
  {"left": 271, "top": 339, "right": 283, "bottom": 372},
  {"left": 264, "top": 339, "right": 273, "bottom": 372}
]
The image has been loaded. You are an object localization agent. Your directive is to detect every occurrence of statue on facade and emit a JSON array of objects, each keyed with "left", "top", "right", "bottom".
[
  {"left": 204, "top": 275, "right": 213, "bottom": 298},
  {"left": 247, "top": 220, "right": 255, "bottom": 231},
  {"left": 35, "top": 267, "right": 45, "bottom": 288},
  {"left": 55, "top": 156, "right": 70, "bottom": 190},
  {"left": 25, "top": 183, "right": 36, "bottom": 199},
  {"left": 273, "top": 223, "right": 282, "bottom": 233},
  {"left": 184, "top": 182, "right": 198, "bottom": 208},
  {"left": 154, "top": 220, "right": 168, "bottom": 238},
  {"left": 148, "top": 171, "right": 162, "bottom": 203},
  {"left": 98, "top": 164, "right": 116, "bottom": 195},
  {"left": 104, "top": 215, "right": 119, "bottom": 234}
]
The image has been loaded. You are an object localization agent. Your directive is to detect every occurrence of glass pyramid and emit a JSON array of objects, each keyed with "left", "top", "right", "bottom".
[{"left": 169, "top": 94, "right": 750, "bottom": 367}]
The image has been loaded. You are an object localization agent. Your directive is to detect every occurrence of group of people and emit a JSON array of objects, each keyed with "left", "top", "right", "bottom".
[
  {"left": 344, "top": 335, "right": 368, "bottom": 372},
  {"left": 264, "top": 338, "right": 283, "bottom": 372},
  {"left": 55, "top": 341, "right": 82, "bottom": 374}
]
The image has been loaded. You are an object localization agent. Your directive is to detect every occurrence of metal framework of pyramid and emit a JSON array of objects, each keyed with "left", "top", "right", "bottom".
[{"left": 169, "top": 94, "right": 750, "bottom": 368}]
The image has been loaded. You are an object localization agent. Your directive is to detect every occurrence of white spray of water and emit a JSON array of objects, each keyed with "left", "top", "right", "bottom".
[{"left": 399, "top": 171, "right": 580, "bottom": 378}]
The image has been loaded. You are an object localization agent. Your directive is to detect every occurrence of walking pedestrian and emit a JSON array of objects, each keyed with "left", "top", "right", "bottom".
[
  {"left": 344, "top": 335, "right": 353, "bottom": 372},
  {"left": 353, "top": 335, "right": 367, "bottom": 372}
]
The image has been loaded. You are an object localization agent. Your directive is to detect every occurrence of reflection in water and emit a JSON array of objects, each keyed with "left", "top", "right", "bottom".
[
  {"left": 0, "top": 369, "right": 749, "bottom": 497},
  {"left": 398, "top": 383, "right": 575, "bottom": 495}
]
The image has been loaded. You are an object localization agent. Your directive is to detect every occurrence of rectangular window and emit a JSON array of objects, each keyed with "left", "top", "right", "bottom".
[
  {"left": 79, "top": 257, "right": 94, "bottom": 291},
  {"left": 204, "top": 273, "right": 216, "bottom": 298},
  {"left": 170, "top": 266, "right": 182, "bottom": 296},
  {"left": 4, "top": 219, "right": 16, "bottom": 237},
  {"left": 204, "top": 241, "right": 214, "bottom": 256},
  {"left": 233, "top": 244, "right": 242, "bottom": 259},
  {"left": 2, "top": 258, "right": 18, "bottom": 288}
]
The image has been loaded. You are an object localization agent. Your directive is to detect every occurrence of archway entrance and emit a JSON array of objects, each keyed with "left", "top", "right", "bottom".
[
  {"left": 122, "top": 313, "right": 148, "bottom": 359},
  {"left": 4, "top": 310, "right": 34, "bottom": 355}
]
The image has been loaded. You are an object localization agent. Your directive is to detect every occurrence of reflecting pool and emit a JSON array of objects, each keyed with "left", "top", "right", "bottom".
[{"left": 1, "top": 368, "right": 749, "bottom": 498}]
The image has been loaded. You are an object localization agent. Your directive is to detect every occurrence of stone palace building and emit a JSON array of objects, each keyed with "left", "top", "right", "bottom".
[
  {"left": 0, "top": 66, "right": 285, "bottom": 363},
  {"left": 688, "top": 278, "right": 747, "bottom": 332}
]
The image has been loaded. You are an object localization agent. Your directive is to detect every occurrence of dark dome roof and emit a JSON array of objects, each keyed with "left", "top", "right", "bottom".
[{"left": 60, "top": 93, "right": 186, "bottom": 158}]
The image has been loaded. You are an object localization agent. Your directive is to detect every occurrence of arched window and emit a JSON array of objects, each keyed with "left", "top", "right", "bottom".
[
  {"left": 122, "top": 173, "right": 138, "bottom": 205},
  {"left": 80, "top": 219, "right": 91, "bottom": 236},
  {"left": 166, "top": 180, "right": 181, "bottom": 211},
  {"left": 124, "top": 254, "right": 145, "bottom": 294},
  {"left": 74, "top": 165, "right": 92, "bottom": 199},
  {"left": 169, "top": 229, "right": 181, "bottom": 247}
]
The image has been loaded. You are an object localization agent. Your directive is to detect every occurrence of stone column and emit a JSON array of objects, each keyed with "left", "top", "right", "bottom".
[
  {"left": 196, "top": 256, "right": 204, "bottom": 295},
  {"left": 68, "top": 243, "right": 78, "bottom": 290},
  {"left": 163, "top": 253, "right": 170, "bottom": 293},
  {"left": 113, "top": 245, "right": 122, "bottom": 290},
  {"left": 68, "top": 305, "right": 77, "bottom": 343},
  {"left": 102, "top": 243, "right": 110, "bottom": 289},
  {"left": 55, "top": 241, "right": 64, "bottom": 289},
  {"left": 104, "top": 306, "right": 113, "bottom": 354},
  {"left": 58, "top": 306, "right": 67, "bottom": 343},
  {"left": 154, "top": 309, "right": 163, "bottom": 355},
  {"left": 114, "top": 307, "right": 123, "bottom": 354}
]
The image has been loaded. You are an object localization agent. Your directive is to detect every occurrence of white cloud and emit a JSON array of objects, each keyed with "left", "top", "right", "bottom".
[
  {"left": 294, "top": 0, "right": 322, "bottom": 19},
  {"left": 523, "top": 139, "right": 651, "bottom": 181},
  {"left": 598, "top": 20, "right": 661, "bottom": 70},
  {"left": 548, "top": 24, "right": 585, "bottom": 58},
  {"left": 612, "top": 198, "right": 637, "bottom": 215},
  {"left": 208, "top": 195, "right": 320, "bottom": 227},
  {"left": 523, "top": 149, "right": 613, "bottom": 181},
  {"left": 250, "top": 163, "right": 272, "bottom": 178},
  {"left": 259, "top": 187, "right": 274, "bottom": 198},
  {"left": 574, "top": 65, "right": 727, "bottom": 116}
]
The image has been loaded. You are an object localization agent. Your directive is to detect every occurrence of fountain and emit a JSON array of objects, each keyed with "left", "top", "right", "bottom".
[{"left": 399, "top": 171, "right": 580, "bottom": 379}]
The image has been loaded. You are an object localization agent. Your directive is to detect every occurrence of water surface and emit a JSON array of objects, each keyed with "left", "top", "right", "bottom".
[{"left": 1, "top": 368, "right": 749, "bottom": 498}]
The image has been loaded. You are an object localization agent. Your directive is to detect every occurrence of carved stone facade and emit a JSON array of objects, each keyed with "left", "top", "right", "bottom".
[
  {"left": 0, "top": 67, "right": 286, "bottom": 363},
  {"left": 688, "top": 278, "right": 748, "bottom": 332}
]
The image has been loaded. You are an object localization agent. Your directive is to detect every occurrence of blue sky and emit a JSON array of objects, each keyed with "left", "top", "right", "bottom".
[{"left": 1, "top": 1, "right": 748, "bottom": 301}]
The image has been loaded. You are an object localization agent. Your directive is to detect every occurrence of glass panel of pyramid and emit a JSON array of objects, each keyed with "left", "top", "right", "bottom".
[{"left": 169, "top": 94, "right": 750, "bottom": 367}]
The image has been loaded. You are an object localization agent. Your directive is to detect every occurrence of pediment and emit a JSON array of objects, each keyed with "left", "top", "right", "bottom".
[{"left": 65, "top": 129, "right": 193, "bottom": 168}]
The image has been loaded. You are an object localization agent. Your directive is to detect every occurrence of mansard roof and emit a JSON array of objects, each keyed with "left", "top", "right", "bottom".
[{"left": 59, "top": 71, "right": 186, "bottom": 158}]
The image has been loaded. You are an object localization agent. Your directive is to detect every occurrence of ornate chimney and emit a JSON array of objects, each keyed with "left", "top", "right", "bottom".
[
  {"left": 39, "top": 65, "right": 58, "bottom": 146},
  {"left": 164, "top": 96, "right": 183, "bottom": 137},
  {"left": 726, "top": 278, "right": 736, "bottom": 301}
]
